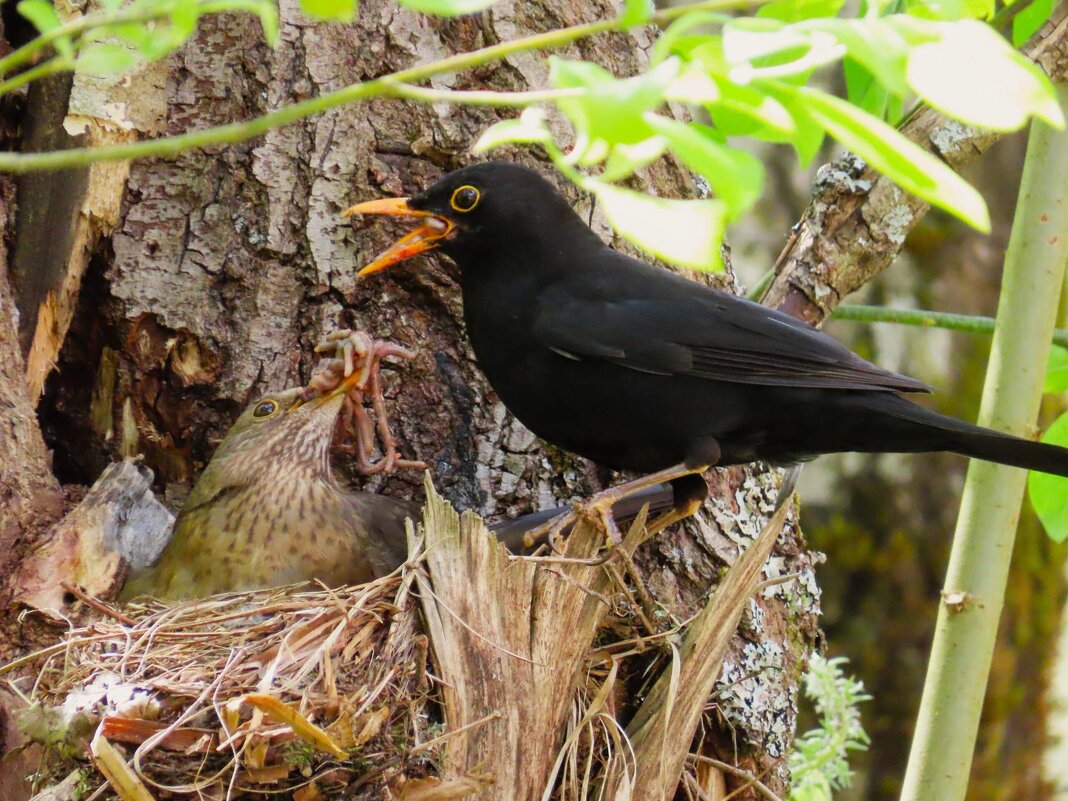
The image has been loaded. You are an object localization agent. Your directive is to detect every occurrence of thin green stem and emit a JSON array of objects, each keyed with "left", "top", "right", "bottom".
[
  {"left": 0, "top": 0, "right": 193, "bottom": 77},
  {"left": 899, "top": 86, "right": 1068, "bottom": 801},
  {"left": 0, "top": 0, "right": 757, "bottom": 173},
  {"left": 831, "top": 304, "right": 1068, "bottom": 350},
  {"left": 0, "top": 56, "right": 71, "bottom": 97},
  {"left": 383, "top": 82, "right": 584, "bottom": 107},
  {"left": 746, "top": 267, "right": 776, "bottom": 300}
]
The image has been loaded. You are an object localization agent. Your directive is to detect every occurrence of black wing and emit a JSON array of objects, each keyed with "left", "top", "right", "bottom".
[{"left": 531, "top": 258, "right": 931, "bottom": 394}]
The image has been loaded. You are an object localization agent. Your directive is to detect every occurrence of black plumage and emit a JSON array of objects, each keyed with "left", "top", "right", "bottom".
[{"left": 348, "top": 161, "right": 1068, "bottom": 512}]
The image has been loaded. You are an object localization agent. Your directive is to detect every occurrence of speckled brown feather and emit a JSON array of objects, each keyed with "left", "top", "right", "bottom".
[{"left": 121, "top": 387, "right": 417, "bottom": 601}]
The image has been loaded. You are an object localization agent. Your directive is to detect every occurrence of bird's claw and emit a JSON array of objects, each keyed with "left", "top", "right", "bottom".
[{"left": 308, "top": 329, "right": 425, "bottom": 476}]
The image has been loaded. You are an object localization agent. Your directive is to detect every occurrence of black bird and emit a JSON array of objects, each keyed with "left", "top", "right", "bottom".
[{"left": 346, "top": 161, "right": 1068, "bottom": 534}]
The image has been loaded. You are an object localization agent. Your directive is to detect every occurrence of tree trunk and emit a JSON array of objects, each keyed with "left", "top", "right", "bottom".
[{"left": 1, "top": 2, "right": 819, "bottom": 799}]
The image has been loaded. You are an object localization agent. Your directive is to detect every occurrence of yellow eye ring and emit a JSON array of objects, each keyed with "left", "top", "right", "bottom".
[
  {"left": 253, "top": 400, "right": 279, "bottom": 418},
  {"left": 450, "top": 185, "right": 480, "bottom": 213}
]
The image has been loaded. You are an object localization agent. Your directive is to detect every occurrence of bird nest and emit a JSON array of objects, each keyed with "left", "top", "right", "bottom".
[
  {"left": 17, "top": 571, "right": 446, "bottom": 801},
  {"left": 12, "top": 479, "right": 795, "bottom": 801}
]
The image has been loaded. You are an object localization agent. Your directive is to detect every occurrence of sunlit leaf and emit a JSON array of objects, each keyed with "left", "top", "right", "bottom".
[
  {"left": 1013, "top": 0, "right": 1054, "bottom": 46},
  {"left": 764, "top": 84, "right": 826, "bottom": 164},
  {"left": 707, "top": 79, "right": 796, "bottom": 141},
  {"left": 76, "top": 43, "right": 138, "bottom": 74},
  {"left": 550, "top": 57, "right": 676, "bottom": 161},
  {"left": 806, "top": 18, "right": 912, "bottom": 98},
  {"left": 620, "top": 0, "right": 653, "bottom": 26},
  {"left": 1044, "top": 345, "right": 1068, "bottom": 394},
  {"left": 299, "top": 0, "right": 357, "bottom": 22},
  {"left": 397, "top": 0, "right": 496, "bottom": 16},
  {"left": 644, "top": 114, "right": 764, "bottom": 218},
  {"left": 907, "top": 20, "right": 1064, "bottom": 132},
  {"left": 724, "top": 23, "right": 845, "bottom": 83},
  {"left": 255, "top": 0, "right": 280, "bottom": 44},
  {"left": 787, "top": 85, "right": 990, "bottom": 231},
  {"left": 601, "top": 136, "right": 669, "bottom": 181},
  {"left": 906, "top": 0, "right": 993, "bottom": 19},
  {"left": 651, "top": 12, "right": 728, "bottom": 66},
  {"left": 1028, "top": 411, "right": 1068, "bottom": 542},
  {"left": 17, "top": 0, "right": 61, "bottom": 33},
  {"left": 473, "top": 108, "right": 552, "bottom": 152},
  {"left": 588, "top": 181, "right": 727, "bottom": 271},
  {"left": 757, "top": 0, "right": 846, "bottom": 22},
  {"left": 665, "top": 63, "right": 721, "bottom": 104}
]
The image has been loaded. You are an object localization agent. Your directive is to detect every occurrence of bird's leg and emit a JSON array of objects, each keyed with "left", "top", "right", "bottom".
[{"left": 525, "top": 463, "right": 712, "bottom": 564}]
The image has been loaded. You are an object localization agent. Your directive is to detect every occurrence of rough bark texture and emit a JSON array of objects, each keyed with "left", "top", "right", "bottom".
[
  {"left": 0, "top": 95, "right": 66, "bottom": 619},
  {"left": 14, "top": 2, "right": 819, "bottom": 798}
]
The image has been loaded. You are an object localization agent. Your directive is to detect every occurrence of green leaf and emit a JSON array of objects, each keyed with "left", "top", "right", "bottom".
[
  {"left": 17, "top": 0, "right": 61, "bottom": 33},
  {"left": 550, "top": 57, "right": 676, "bottom": 161},
  {"left": 805, "top": 18, "right": 912, "bottom": 98},
  {"left": 1013, "top": 0, "right": 1054, "bottom": 46},
  {"left": 75, "top": 43, "right": 138, "bottom": 75},
  {"left": 786, "top": 84, "right": 990, "bottom": 231},
  {"left": 1028, "top": 411, "right": 1068, "bottom": 542},
  {"left": 906, "top": 0, "right": 993, "bottom": 19},
  {"left": 644, "top": 115, "right": 764, "bottom": 218},
  {"left": 757, "top": 0, "right": 846, "bottom": 22},
  {"left": 620, "top": 0, "right": 653, "bottom": 26},
  {"left": 1044, "top": 345, "right": 1068, "bottom": 394},
  {"left": 299, "top": 0, "right": 357, "bottom": 21},
  {"left": 588, "top": 181, "right": 727, "bottom": 271},
  {"left": 473, "top": 109, "right": 552, "bottom": 153},
  {"left": 254, "top": 0, "right": 280, "bottom": 45},
  {"left": 601, "top": 136, "right": 669, "bottom": 181},
  {"left": 842, "top": 58, "right": 890, "bottom": 121},
  {"left": 907, "top": 20, "right": 1064, "bottom": 132},
  {"left": 396, "top": 0, "right": 496, "bottom": 16},
  {"left": 766, "top": 84, "right": 826, "bottom": 165},
  {"left": 651, "top": 12, "right": 728, "bottom": 66},
  {"left": 707, "top": 79, "right": 796, "bottom": 141},
  {"left": 665, "top": 63, "right": 721, "bottom": 104},
  {"left": 17, "top": 0, "right": 74, "bottom": 58}
]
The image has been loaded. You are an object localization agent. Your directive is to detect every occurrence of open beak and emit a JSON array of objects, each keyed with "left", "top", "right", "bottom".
[
  {"left": 288, "top": 369, "right": 367, "bottom": 413},
  {"left": 343, "top": 197, "right": 454, "bottom": 277}
]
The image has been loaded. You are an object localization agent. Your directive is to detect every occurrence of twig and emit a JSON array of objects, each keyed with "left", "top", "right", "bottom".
[
  {"left": 61, "top": 582, "right": 136, "bottom": 626},
  {"left": 687, "top": 755, "right": 784, "bottom": 801}
]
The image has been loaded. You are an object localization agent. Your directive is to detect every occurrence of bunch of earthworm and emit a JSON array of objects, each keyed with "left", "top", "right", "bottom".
[{"left": 304, "top": 329, "right": 426, "bottom": 475}]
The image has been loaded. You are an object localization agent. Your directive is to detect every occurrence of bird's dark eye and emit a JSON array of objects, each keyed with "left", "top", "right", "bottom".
[
  {"left": 253, "top": 400, "right": 278, "bottom": 418},
  {"left": 450, "top": 185, "right": 480, "bottom": 213}
]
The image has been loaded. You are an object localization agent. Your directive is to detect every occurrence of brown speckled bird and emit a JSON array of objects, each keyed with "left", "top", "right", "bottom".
[{"left": 121, "top": 375, "right": 418, "bottom": 601}]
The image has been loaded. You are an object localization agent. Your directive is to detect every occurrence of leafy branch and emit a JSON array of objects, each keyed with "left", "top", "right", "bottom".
[
  {"left": 1, "top": 0, "right": 1063, "bottom": 280},
  {"left": 0, "top": 0, "right": 754, "bottom": 174}
]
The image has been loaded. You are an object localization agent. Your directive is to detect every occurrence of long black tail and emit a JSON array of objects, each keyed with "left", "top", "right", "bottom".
[
  {"left": 945, "top": 423, "right": 1068, "bottom": 476},
  {"left": 866, "top": 395, "right": 1068, "bottom": 478}
]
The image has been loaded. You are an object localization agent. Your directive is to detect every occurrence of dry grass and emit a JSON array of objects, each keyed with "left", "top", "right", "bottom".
[
  {"left": 16, "top": 572, "right": 442, "bottom": 800},
  {"left": 12, "top": 476, "right": 795, "bottom": 801}
]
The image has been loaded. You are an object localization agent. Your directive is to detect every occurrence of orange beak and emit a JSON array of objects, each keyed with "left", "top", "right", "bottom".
[{"left": 343, "top": 197, "right": 455, "bottom": 277}]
